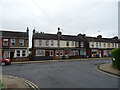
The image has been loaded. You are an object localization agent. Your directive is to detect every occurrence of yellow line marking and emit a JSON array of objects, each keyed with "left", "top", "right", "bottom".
[
  {"left": 1, "top": 75, "right": 40, "bottom": 90},
  {"left": 25, "top": 80, "right": 40, "bottom": 90}
]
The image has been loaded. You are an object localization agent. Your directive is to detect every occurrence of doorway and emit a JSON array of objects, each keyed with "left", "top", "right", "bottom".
[
  {"left": 45, "top": 51, "right": 50, "bottom": 56},
  {"left": 10, "top": 52, "right": 14, "bottom": 61}
]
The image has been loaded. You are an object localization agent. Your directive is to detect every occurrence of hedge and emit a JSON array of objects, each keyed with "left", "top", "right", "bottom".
[{"left": 111, "top": 48, "right": 120, "bottom": 70}]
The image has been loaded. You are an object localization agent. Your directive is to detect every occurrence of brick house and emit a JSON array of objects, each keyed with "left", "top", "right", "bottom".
[
  {"left": 0, "top": 28, "right": 29, "bottom": 61},
  {"left": 32, "top": 29, "right": 87, "bottom": 60},
  {"left": 84, "top": 35, "right": 120, "bottom": 58}
]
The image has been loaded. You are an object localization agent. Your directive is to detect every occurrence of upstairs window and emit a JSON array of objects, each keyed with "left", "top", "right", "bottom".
[
  {"left": 66, "top": 41, "right": 69, "bottom": 46},
  {"left": 115, "top": 43, "right": 117, "bottom": 48},
  {"left": 80, "top": 42, "right": 84, "bottom": 47},
  {"left": 19, "top": 39, "right": 24, "bottom": 46},
  {"left": 72, "top": 41, "right": 74, "bottom": 46},
  {"left": 91, "top": 42, "right": 94, "bottom": 48},
  {"left": 10, "top": 39, "right": 15, "bottom": 46},
  {"left": 39, "top": 40, "right": 42, "bottom": 46},
  {"left": 96, "top": 42, "right": 98, "bottom": 48},
  {"left": 75, "top": 42, "right": 79, "bottom": 47},
  {"left": 104, "top": 43, "right": 106, "bottom": 47},
  {"left": 51, "top": 40, "right": 54, "bottom": 46},
  {"left": 108, "top": 43, "right": 110, "bottom": 47},
  {"left": 3, "top": 39, "right": 8, "bottom": 46},
  {"left": 99, "top": 42, "right": 101, "bottom": 47},
  {"left": 112, "top": 43, "right": 114, "bottom": 48},
  {"left": 45, "top": 40, "right": 49, "bottom": 46}
]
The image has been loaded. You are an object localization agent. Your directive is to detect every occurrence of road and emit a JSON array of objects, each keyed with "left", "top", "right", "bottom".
[{"left": 2, "top": 59, "right": 119, "bottom": 88}]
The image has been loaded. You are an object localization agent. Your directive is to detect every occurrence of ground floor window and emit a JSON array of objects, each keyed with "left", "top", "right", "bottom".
[
  {"left": 36, "top": 50, "right": 44, "bottom": 56},
  {"left": 15, "top": 50, "right": 27, "bottom": 57},
  {"left": 17, "top": 50, "right": 20, "bottom": 57},
  {"left": 80, "top": 49, "right": 86, "bottom": 55},
  {"left": 75, "top": 50, "right": 79, "bottom": 56},
  {"left": 4, "top": 51, "right": 9, "bottom": 58},
  {"left": 60, "top": 50, "right": 63, "bottom": 56},
  {"left": 22, "top": 50, "right": 26, "bottom": 57},
  {"left": 103, "top": 50, "right": 108, "bottom": 56},
  {"left": 50, "top": 50, "right": 54, "bottom": 56},
  {"left": 56, "top": 50, "right": 63, "bottom": 56},
  {"left": 56, "top": 50, "right": 59, "bottom": 56}
]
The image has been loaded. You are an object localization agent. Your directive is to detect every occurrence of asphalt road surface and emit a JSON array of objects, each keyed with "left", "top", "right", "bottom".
[{"left": 2, "top": 59, "right": 119, "bottom": 88}]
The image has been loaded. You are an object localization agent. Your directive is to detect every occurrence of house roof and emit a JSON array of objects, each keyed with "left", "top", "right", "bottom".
[
  {"left": 0, "top": 30, "right": 28, "bottom": 39},
  {"left": 33, "top": 33, "right": 86, "bottom": 41},
  {"left": 85, "top": 36, "right": 120, "bottom": 43}
]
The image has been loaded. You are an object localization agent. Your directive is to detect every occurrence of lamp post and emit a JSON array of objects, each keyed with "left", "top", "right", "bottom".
[{"left": 57, "top": 27, "right": 61, "bottom": 61}]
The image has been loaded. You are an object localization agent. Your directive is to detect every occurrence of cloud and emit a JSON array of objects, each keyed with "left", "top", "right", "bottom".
[{"left": 0, "top": 0, "right": 118, "bottom": 47}]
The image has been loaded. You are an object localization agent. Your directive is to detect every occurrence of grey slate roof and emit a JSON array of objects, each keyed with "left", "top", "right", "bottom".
[
  {"left": 0, "top": 30, "right": 28, "bottom": 39},
  {"left": 33, "top": 33, "right": 86, "bottom": 41},
  {"left": 85, "top": 36, "right": 120, "bottom": 43}
]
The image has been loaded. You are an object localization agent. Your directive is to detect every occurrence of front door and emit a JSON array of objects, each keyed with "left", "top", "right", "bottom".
[
  {"left": 45, "top": 51, "right": 50, "bottom": 56},
  {"left": 10, "top": 52, "right": 14, "bottom": 61}
]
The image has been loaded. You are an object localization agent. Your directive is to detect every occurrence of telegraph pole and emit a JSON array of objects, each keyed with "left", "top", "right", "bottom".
[{"left": 57, "top": 27, "right": 61, "bottom": 61}]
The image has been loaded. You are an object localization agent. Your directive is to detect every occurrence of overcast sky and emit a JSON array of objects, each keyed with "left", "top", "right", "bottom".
[{"left": 0, "top": 0, "right": 119, "bottom": 47}]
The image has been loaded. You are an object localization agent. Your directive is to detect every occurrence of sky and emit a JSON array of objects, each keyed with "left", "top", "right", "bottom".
[{"left": 0, "top": 0, "right": 119, "bottom": 47}]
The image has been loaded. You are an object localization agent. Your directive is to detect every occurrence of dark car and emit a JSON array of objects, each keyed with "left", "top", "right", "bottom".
[{"left": 0, "top": 56, "right": 11, "bottom": 66}]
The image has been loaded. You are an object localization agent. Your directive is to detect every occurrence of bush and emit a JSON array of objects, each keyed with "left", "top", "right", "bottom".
[{"left": 111, "top": 48, "right": 120, "bottom": 70}]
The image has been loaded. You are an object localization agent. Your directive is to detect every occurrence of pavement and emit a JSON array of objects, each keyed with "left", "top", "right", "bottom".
[
  {"left": 0, "top": 75, "right": 39, "bottom": 89},
  {"left": 98, "top": 63, "right": 120, "bottom": 76},
  {"left": 11, "top": 57, "right": 111, "bottom": 64}
]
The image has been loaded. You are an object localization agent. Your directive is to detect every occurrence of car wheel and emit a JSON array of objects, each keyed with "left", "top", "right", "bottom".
[{"left": 1, "top": 62, "right": 6, "bottom": 66}]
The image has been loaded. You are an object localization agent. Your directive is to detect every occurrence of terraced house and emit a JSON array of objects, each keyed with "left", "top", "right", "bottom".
[
  {"left": 84, "top": 35, "right": 120, "bottom": 58},
  {"left": 0, "top": 28, "right": 29, "bottom": 61},
  {"left": 32, "top": 29, "right": 87, "bottom": 60}
]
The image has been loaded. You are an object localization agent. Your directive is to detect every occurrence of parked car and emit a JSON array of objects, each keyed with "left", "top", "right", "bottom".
[{"left": 0, "top": 56, "right": 11, "bottom": 66}]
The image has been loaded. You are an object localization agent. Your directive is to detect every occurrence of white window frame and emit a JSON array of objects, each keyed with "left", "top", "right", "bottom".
[
  {"left": 91, "top": 42, "right": 94, "bottom": 48},
  {"left": 56, "top": 50, "right": 63, "bottom": 56},
  {"left": 4, "top": 51, "right": 9, "bottom": 58},
  {"left": 3, "top": 39, "right": 8, "bottom": 46},
  {"left": 80, "top": 42, "right": 84, "bottom": 47},
  {"left": 104, "top": 43, "right": 106, "bottom": 47},
  {"left": 10, "top": 39, "right": 15, "bottom": 46},
  {"left": 115, "top": 43, "right": 117, "bottom": 48},
  {"left": 56, "top": 50, "right": 59, "bottom": 56},
  {"left": 66, "top": 41, "right": 69, "bottom": 46},
  {"left": 72, "top": 41, "right": 74, "bottom": 46},
  {"left": 22, "top": 50, "right": 26, "bottom": 57},
  {"left": 17, "top": 50, "right": 20, "bottom": 57},
  {"left": 51, "top": 40, "right": 54, "bottom": 46},
  {"left": 45, "top": 40, "right": 49, "bottom": 46},
  {"left": 39, "top": 40, "right": 42, "bottom": 46},
  {"left": 108, "top": 43, "right": 110, "bottom": 47},
  {"left": 99, "top": 42, "right": 101, "bottom": 47},
  {"left": 36, "top": 50, "right": 44, "bottom": 56},
  {"left": 60, "top": 50, "right": 63, "bottom": 56},
  {"left": 50, "top": 50, "right": 54, "bottom": 56},
  {"left": 20, "top": 39, "right": 24, "bottom": 46},
  {"left": 112, "top": 43, "right": 114, "bottom": 48}
]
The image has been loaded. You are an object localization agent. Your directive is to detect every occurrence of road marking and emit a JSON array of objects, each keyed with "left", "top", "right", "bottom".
[
  {"left": 24, "top": 79, "right": 40, "bottom": 90},
  {"left": 1, "top": 75, "right": 40, "bottom": 90}
]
